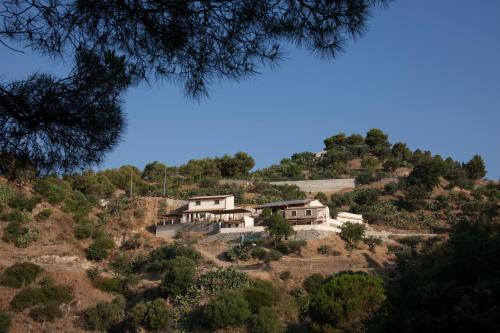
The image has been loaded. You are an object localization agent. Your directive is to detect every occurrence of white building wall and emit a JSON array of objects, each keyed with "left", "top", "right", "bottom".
[
  {"left": 225, "top": 196, "right": 235, "bottom": 210},
  {"left": 187, "top": 196, "right": 234, "bottom": 211},
  {"left": 243, "top": 216, "right": 254, "bottom": 227}
]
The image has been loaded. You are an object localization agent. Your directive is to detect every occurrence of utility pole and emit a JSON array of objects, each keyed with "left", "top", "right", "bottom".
[
  {"left": 163, "top": 165, "right": 167, "bottom": 197},
  {"left": 129, "top": 168, "right": 133, "bottom": 197}
]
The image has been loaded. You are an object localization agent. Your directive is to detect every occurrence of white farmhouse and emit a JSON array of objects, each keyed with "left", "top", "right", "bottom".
[{"left": 162, "top": 195, "right": 253, "bottom": 226}]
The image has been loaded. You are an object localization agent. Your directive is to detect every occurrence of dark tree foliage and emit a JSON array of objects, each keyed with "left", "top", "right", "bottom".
[
  {"left": 1, "top": 0, "right": 389, "bottom": 98},
  {"left": 216, "top": 152, "right": 255, "bottom": 178},
  {"left": 308, "top": 271, "right": 385, "bottom": 332},
  {"left": 465, "top": 154, "right": 487, "bottom": 180},
  {"left": 373, "top": 217, "right": 500, "bottom": 333},
  {"left": 0, "top": 50, "right": 135, "bottom": 173}
]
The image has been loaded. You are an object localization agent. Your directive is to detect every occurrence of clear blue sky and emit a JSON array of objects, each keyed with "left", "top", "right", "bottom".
[{"left": 1, "top": 0, "right": 499, "bottom": 178}]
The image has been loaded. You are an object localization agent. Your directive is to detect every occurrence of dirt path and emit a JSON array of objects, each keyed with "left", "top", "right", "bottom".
[
  {"left": 0, "top": 254, "right": 94, "bottom": 273},
  {"left": 366, "top": 230, "right": 439, "bottom": 240},
  {"left": 195, "top": 246, "right": 231, "bottom": 267},
  {"left": 195, "top": 245, "right": 272, "bottom": 280}
]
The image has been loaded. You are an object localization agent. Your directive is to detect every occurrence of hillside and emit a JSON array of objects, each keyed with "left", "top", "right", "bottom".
[{"left": 0, "top": 129, "right": 498, "bottom": 333}]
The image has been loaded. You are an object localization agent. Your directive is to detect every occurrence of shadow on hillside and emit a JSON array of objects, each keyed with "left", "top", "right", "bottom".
[
  {"left": 145, "top": 224, "right": 156, "bottom": 234},
  {"left": 362, "top": 252, "right": 395, "bottom": 275}
]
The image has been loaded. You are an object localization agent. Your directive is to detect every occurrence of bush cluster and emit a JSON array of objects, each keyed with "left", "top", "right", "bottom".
[
  {"left": 142, "top": 243, "right": 200, "bottom": 274},
  {"left": 15, "top": 229, "right": 41, "bottom": 248},
  {"left": 160, "top": 256, "right": 196, "bottom": 296},
  {"left": 306, "top": 271, "right": 385, "bottom": 331},
  {"left": 7, "top": 193, "right": 41, "bottom": 211},
  {"left": 340, "top": 223, "right": 366, "bottom": 249},
  {"left": 33, "top": 177, "right": 72, "bottom": 205},
  {"left": 10, "top": 283, "right": 73, "bottom": 312},
  {"left": 202, "top": 280, "right": 281, "bottom": 332},
  {"left": 0, "top": 262, "right": 43, "bottom": 288},
  {"left": 129, "top": 299, "right": 173, "bottom": 332},
  {"left": 0, "top": 310, "right": 11, "bottom": 333},
  {"left": 84, "top": 296, "right": 125, "bottom": 331},
  {"left": 226, "top": 244, "right": 252, "bottom": 262},
  {"left": 86, "top": 235, "right": 115, "bottom": 261},
  {"left": 29, "top": 303, "right": 63, "bottom": 322},
  {"left": 203, "top": 290, "right": 251, "bottom": 330},
  {"left": 35, "top": 208, "right": 52, "bottom": 221}
]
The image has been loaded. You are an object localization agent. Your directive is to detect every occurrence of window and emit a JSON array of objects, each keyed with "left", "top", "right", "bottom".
[
  {"left": 291, "top": 210, "right": 297, "bottom": 217},
  {"left": 305, "top": 209, "right": 312, "bottom": 216},
  {"left": 195, "top": 200, "right": 201, "bottom": 206},
  {"left": 215, "top": 199, "right": 220, "bottom": 205}
]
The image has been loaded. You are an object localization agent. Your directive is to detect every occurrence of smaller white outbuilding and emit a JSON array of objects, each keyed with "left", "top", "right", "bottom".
[{"left": 336, "top": 212, "right": 364, "bottom": 224}]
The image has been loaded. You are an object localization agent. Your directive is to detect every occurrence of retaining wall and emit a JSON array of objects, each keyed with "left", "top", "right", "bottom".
[{"left": 270, "top": 178, "right": 355, "bottom": 193}]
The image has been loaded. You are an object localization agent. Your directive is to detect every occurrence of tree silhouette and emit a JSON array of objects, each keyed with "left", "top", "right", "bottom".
[
  {"left": 0, "top": 49, "right": 137, "bottom": 173},
  {"left": 0, "top": 0, "right": 390, "bottom": 173}
]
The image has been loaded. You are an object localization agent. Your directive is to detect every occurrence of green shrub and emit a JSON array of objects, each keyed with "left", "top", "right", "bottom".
[
  {"left": 10, "top": 284, "right": 73, "bottom": 312},
  {"left": 251, "top": 247, "right": 267, "bottom": 261},
  {"left": 86, "top": 236, "right": 115, "bottom": 261},
  {"left": 363, "top": 236, "right": 383, "bottom": 251},
  {"left": 226, "top": 244, "right": 251, "bottom": 262},
  {"left": 383, "top": 159, "right": 402, "bottom": 172},
  {"left": 64, "top": 171, "right": 116, "bottom": 198},
  {"left": 160, "top": 256, "right": 196, "bottom": 296},
  {"left": 287, "top": 239, "right": 307, "bottom": 256},
  {"left": 121, "top": 234, "right": 142, "bottom": 250},
  {"left": 1, "top": 221, "right": 28, "bottom": 244},
  {"left": 266, "top": 213, "right": 294, "bottom": 245},
  {"left": 264, "top": 250, "right": 282, "bottom": 265},
  {"left": 34, "top": 177, "right": 71, "bottom": 205},
  {"left": 353, "top": 188, "right": 381, "bottom": 206},
  {"left": 308, "top": 271, "right": 385, "bottom": 331},
  {"left": 129, "top": 299, "right": 173, "bottom": 332},
  {"left": 243, "top": 283, "right": 277, "bottom": 313},
  {"left": 303, "top": 273, "right": 324, "bottom": 294},
  {"left": 397, "top": 236, "right": 421, "bottom": 249},
  {"left": 29, "top": 303, "right": 63, "bottom": 322},
  {"left": 317, "top": 245, "right": 332, "bottom": 255},
  {"left": 145, "top": 243, "right": 200, "bottom": 274},
  {"left": 340, "top": 223, "right": 366, "bottom": 249},
  {"left": 7, "top": 194, "right": 41, "bottom": 211},
  {"left": 86, "top": 267, "right": 100, "bottom": 281},
  {"left": 361, "top": 156, "right": 380, "bottom": 170},
  {"left": 97, "top": 211, "right": 111, "bottom": 224},
  {"left": 0, "top": 310, "right": 11, "bottom": 333},
  {"left": 203, "top": 290, "right": 251, "bottom": 330},
  {"left": 195, "top": 267, "right": 250, "bottom": 296},
  {"left": 84, "top": 296, "right": 125, "bottom": 331},
  {"left": 384, "top": 182, "right": 399, "bottom": 195},
  {"left": 0, "top": 185, "right": 14, "bottom": 204},
  {"left": 274, "top": 242, "right": 290, "bottom": 254},
  {"left": 97, "top": 276, "right": 127, "bottom": 294},
  {"left": 74, "top": 221, "right": 95, "bottom": 239},
  {"left": 251, "top": 307, "right": 282, "bottom": 333},
  {"left": 15, "top": 229, "right": 41, "bottom": 248},
  {"left": 279, "top": 270, "right": 292, "bottom": 281},
  {"left": 1, "top": 210, "right": 29, "bottom": 223},
  {"left": 0, "top": 262, "right": 43, "bottom": 288},
  {"left": 63, "top": 190, "right": 92, "bottom": 216},
  {"left": 35, "top": 209, "right": 52, "bottom": 221},
  {"left": 355, "top": 171, "right": 376, "bottom": 185}
]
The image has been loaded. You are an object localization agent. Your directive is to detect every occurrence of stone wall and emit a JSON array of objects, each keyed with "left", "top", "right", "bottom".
[{"left": 270, "top": 178, "right": 355, "bottom": 193}]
